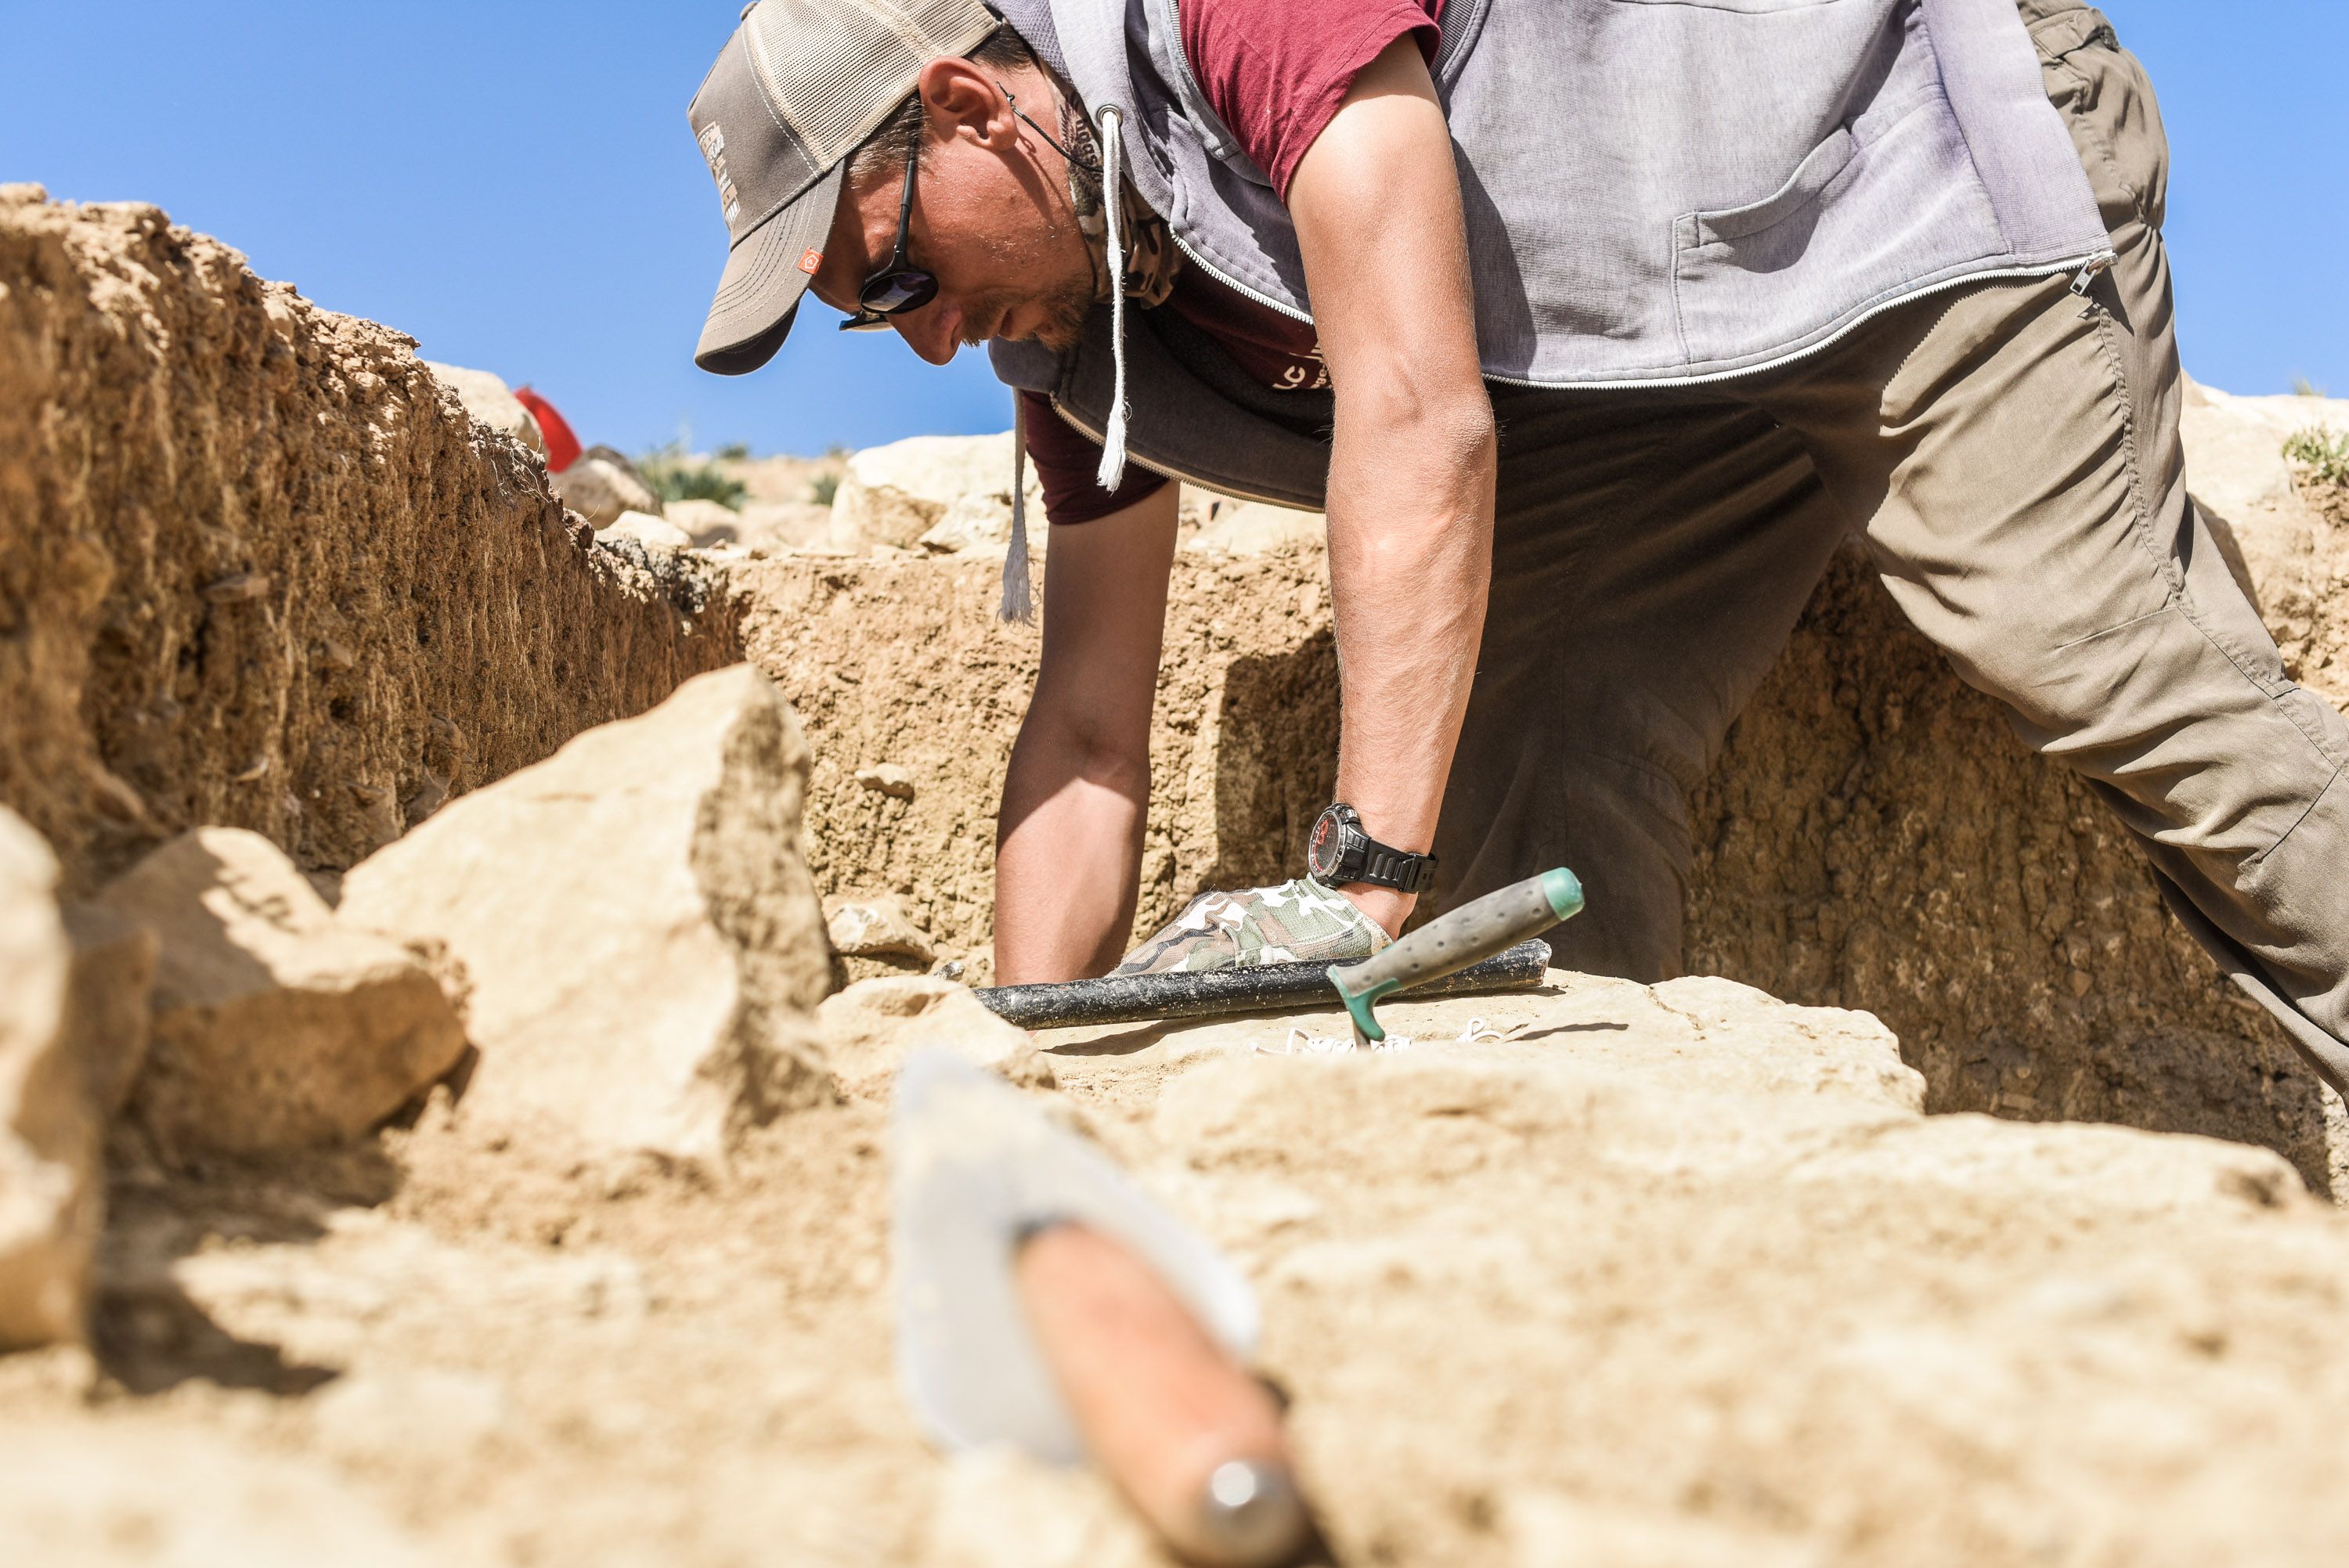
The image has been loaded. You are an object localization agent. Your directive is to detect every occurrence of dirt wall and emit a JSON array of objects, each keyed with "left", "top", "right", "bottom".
[
  {"left": 730, "top": 545, "right": 1334, "bottom": 983},
  {"left": 1684, "top": 550, "right": 2336, "bottom": 1186},
  {"left": 738, "top": 528, "right": 2341, "bottom": 1189},
  {"left": 0, "top": 188, "right": 736, "bottom": 892}
]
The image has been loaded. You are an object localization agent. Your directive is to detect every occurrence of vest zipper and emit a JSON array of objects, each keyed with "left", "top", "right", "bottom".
[
  {"left": 1482, "top": 250, "right": 2122, "bottom": 391},
  {"left": 1168, "top": 232, "right": 1316, "bottom": 327},
  {"left": 1061, "top": 246, "right": 2120, "bottom": 496},
  {"left": 2069, "top": 251, "right": 2116, "bottom": 296},
  {"left": 1167, "top": 233, "right": 2117, "bottom": 391}
]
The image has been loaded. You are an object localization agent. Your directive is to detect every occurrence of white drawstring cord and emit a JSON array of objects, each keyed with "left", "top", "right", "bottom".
[
  {"left": 1093, "top": 106, "right": 1131, "bottom": 492},
  {"left": 999, "top": 395, "right": 1035, "bottom": 623},
  {"left": 1001, "top": 106, "right": 1129, "bottom": 625}
]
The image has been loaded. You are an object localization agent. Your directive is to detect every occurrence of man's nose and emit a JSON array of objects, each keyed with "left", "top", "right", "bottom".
[{"left": 893, "top": 303, "right": 961, "bottom": 367}]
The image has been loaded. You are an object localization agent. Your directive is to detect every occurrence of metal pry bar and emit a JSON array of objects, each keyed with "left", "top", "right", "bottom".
[{"left": 976, "top": 939, "right": 1553, "bottom": 1031}]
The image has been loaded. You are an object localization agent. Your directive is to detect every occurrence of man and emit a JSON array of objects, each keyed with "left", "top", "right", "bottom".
[{"left": 685, "top": 0, "right": 2349, "bottom": 1100}]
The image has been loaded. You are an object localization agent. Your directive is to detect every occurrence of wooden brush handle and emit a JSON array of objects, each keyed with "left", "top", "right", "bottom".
[{"left": 1016, "top": 1224, "right": 1307, "bottom": 1566}]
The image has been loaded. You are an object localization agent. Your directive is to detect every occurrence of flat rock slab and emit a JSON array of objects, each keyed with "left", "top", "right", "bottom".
[{"left": 1018, "top": 975, "right": 2348, "bottom": 1567}]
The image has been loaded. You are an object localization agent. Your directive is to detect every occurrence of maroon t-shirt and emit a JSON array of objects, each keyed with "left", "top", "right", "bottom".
[{"left": 1025, "top": 0, "right": 1442, "bottom": 524}]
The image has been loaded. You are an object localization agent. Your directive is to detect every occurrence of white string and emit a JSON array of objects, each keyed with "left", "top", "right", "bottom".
[
  {"left": 1093, "top": 106, "right": 1131, "bottom": 493},
  {"left": 999, "top": 394, "right": 1034, "bottom": 623},
  {"left": 1248, "top": 1018, "right": 1510, "bottom": 1057},
  {"left": 1255, "top": 1028, "right": 1415, "bottom": 1057}
]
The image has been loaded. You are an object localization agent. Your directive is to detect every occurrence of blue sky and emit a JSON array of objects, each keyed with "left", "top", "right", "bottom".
[{"left": 4, "top": 2, "right": 2343, "bottom": 456}]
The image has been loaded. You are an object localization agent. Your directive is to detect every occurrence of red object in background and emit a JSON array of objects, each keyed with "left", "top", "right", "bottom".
[{"left": 514, "top": 386, "right": 583, "bottom": 474}]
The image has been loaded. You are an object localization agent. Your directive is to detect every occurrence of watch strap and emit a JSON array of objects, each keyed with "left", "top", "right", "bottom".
[{"left": 1356, "top": 840, "right": 1438, "bottom": 896}]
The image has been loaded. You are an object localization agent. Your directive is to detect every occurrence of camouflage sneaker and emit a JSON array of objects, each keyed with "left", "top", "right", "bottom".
[{"left": 1113, "top": 878, "right": 1391, "bottom": 977}]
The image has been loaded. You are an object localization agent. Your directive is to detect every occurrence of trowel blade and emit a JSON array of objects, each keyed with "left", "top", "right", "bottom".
[{"left": 889, "top": 1048, "right": 1259, "bottom": 1463}]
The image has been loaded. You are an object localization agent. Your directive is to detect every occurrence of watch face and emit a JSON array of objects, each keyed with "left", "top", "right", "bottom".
[{"left": 1307, "top": 808, "right": 1343, "bottom": 880}]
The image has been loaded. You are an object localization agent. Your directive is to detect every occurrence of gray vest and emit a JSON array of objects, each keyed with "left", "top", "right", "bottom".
[{"left": 990, "top": 0, "right": 2109, "bottom": 509}]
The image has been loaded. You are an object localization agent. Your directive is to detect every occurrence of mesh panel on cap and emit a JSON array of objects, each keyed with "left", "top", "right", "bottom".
[{"left": 747, "top": 0, "right": 1000, "bottom": 170}]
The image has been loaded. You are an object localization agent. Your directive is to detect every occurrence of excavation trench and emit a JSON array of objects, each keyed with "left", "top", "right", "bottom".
[{"left": 9, "top": 189, "right": 2349, "bottom": 1566}]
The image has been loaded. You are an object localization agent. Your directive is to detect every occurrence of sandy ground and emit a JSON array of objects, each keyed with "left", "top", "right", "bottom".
[{"left": 9, "top": 972, "right": 2349, "bottom": 1567}]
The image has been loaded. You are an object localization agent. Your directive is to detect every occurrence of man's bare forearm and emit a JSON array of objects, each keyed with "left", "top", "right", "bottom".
[
  {"left": 1325, "top": 396, "right": 1496, "bottom": 933},
  {"left": 1290, "top": 35, "right": 1499, "bottom": 935}
]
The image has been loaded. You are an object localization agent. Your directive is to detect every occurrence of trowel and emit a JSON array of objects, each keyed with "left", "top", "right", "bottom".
[{"left": 891, "top": 1050, "right": 1312, "bottom": 1566}]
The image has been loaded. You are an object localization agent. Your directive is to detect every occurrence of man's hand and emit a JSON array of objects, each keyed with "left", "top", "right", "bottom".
[
  {"left": 1288, "top": 34, "right": 1498, "bottom": 938},
  {"left": 1113, "top": 878, "right": 1390, "bottom": 976}
]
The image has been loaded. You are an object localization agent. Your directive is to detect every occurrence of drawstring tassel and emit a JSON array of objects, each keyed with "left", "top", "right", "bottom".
[
  {"left": 999, "top": 395, "right": 1035, "bottom": 624},
  {"left": 1094, "top": 106, "right": 1131, "bottom": 493}
]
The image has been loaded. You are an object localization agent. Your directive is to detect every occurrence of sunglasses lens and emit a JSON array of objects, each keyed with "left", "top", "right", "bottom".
[{"left": 858, "top": 269, "right": 938, "bottom": 316}]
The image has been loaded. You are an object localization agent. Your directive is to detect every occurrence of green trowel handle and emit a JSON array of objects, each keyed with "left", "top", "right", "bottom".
[{"left": 1327, "top": 868, "right": 1582, "bottom": 1042}]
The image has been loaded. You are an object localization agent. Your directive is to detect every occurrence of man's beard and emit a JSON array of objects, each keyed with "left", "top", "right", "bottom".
[
  {"left": 1027, "top": 281, "right": 1094, "bottom": 353},
  {"left": 963, "top": 272, "right": 1095, "bottom": 355}
]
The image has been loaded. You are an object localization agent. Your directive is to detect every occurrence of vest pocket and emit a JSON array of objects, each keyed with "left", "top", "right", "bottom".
[
  {"left": 1671, "top": 126, "right": 1862, "bottom": 363},
  {"left": 1669, "top": 88, "right": 2000, "bottom": 371},
  {"left": 1681, "top": 128, "right": 1857, "bottom": 247}
]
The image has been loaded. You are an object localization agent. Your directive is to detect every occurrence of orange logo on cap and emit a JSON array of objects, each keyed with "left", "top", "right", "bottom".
[{"left": 799, "top": 249, "right": 824, "bottom": 275}]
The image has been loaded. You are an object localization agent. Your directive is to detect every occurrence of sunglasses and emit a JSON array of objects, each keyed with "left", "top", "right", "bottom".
[
  {"left": 838, "top": 91, "right": 1098, "bottom": 335},
  {"left": 840, "top": 145, "right": 936, "bottom": 332}
]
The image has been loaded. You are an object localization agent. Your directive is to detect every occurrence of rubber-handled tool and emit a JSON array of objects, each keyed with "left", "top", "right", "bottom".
[
  {"left": 1328, "top": 867, "right": 1583, "bottom": 1044},
  {"left": 1017, "top": 1223, "right": 1309, "bottom": 1566}
]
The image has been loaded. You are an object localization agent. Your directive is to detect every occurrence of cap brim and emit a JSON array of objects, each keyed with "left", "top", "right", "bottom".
[{"left": 695, "top": 162, "right": 847, "bottom": 377}]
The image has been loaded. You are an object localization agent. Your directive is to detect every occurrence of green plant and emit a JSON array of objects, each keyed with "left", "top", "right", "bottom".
[
  {"left": 808, "top": 472, "right": 840, "bottom": 506},
  {"left": 636, "top": 441, "right": 749, "bottom": 509},
  {"left": 2283, "top": 426, "right": 2349, "bottom": 487},
  {"left": 2293, "top": 377, "right": 2329, "bottom": 398},
  {"left": 715, "top": 441, "right": 752, "bottom": 461}
]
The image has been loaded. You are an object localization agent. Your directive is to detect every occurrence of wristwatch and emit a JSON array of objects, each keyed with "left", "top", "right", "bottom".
[{"left": 1305, "top": 802, "right": 1438, "bottom": 895}]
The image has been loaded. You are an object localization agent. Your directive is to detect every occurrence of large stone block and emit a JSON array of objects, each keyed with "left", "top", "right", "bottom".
[
  {"left": 0, "top": 808, "right": 99, "bottom": 1350},
  {"left": 339, "top": 665, "right": 834, "bottom": 1164},
  {"left": 96, "top": 828, "right": 467, "bottom": 1158}
]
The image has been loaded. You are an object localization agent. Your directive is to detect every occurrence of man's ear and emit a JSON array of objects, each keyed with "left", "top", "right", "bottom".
[{"left": 916, "top": 57, "right": 1019, "bottom": 152}]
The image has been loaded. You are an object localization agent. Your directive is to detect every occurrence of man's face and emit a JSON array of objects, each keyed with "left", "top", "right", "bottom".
[{"left": 807, "top": 60, "right": 1095, "bottom": 366}]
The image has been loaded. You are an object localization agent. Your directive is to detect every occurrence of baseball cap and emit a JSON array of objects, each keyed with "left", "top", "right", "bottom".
[{"left": 688, "top": 0, "right": 1003, "bottom": 375}]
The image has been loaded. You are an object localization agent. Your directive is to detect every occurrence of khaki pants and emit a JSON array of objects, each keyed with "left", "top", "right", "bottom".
[{"left": 1438, "top": 1, "right": 2349, "bottom": 1094}]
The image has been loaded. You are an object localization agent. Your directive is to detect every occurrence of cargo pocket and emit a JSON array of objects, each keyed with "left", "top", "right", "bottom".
[{"left": 2030, "top": 6, "right": 2169, "bottom": 232}]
